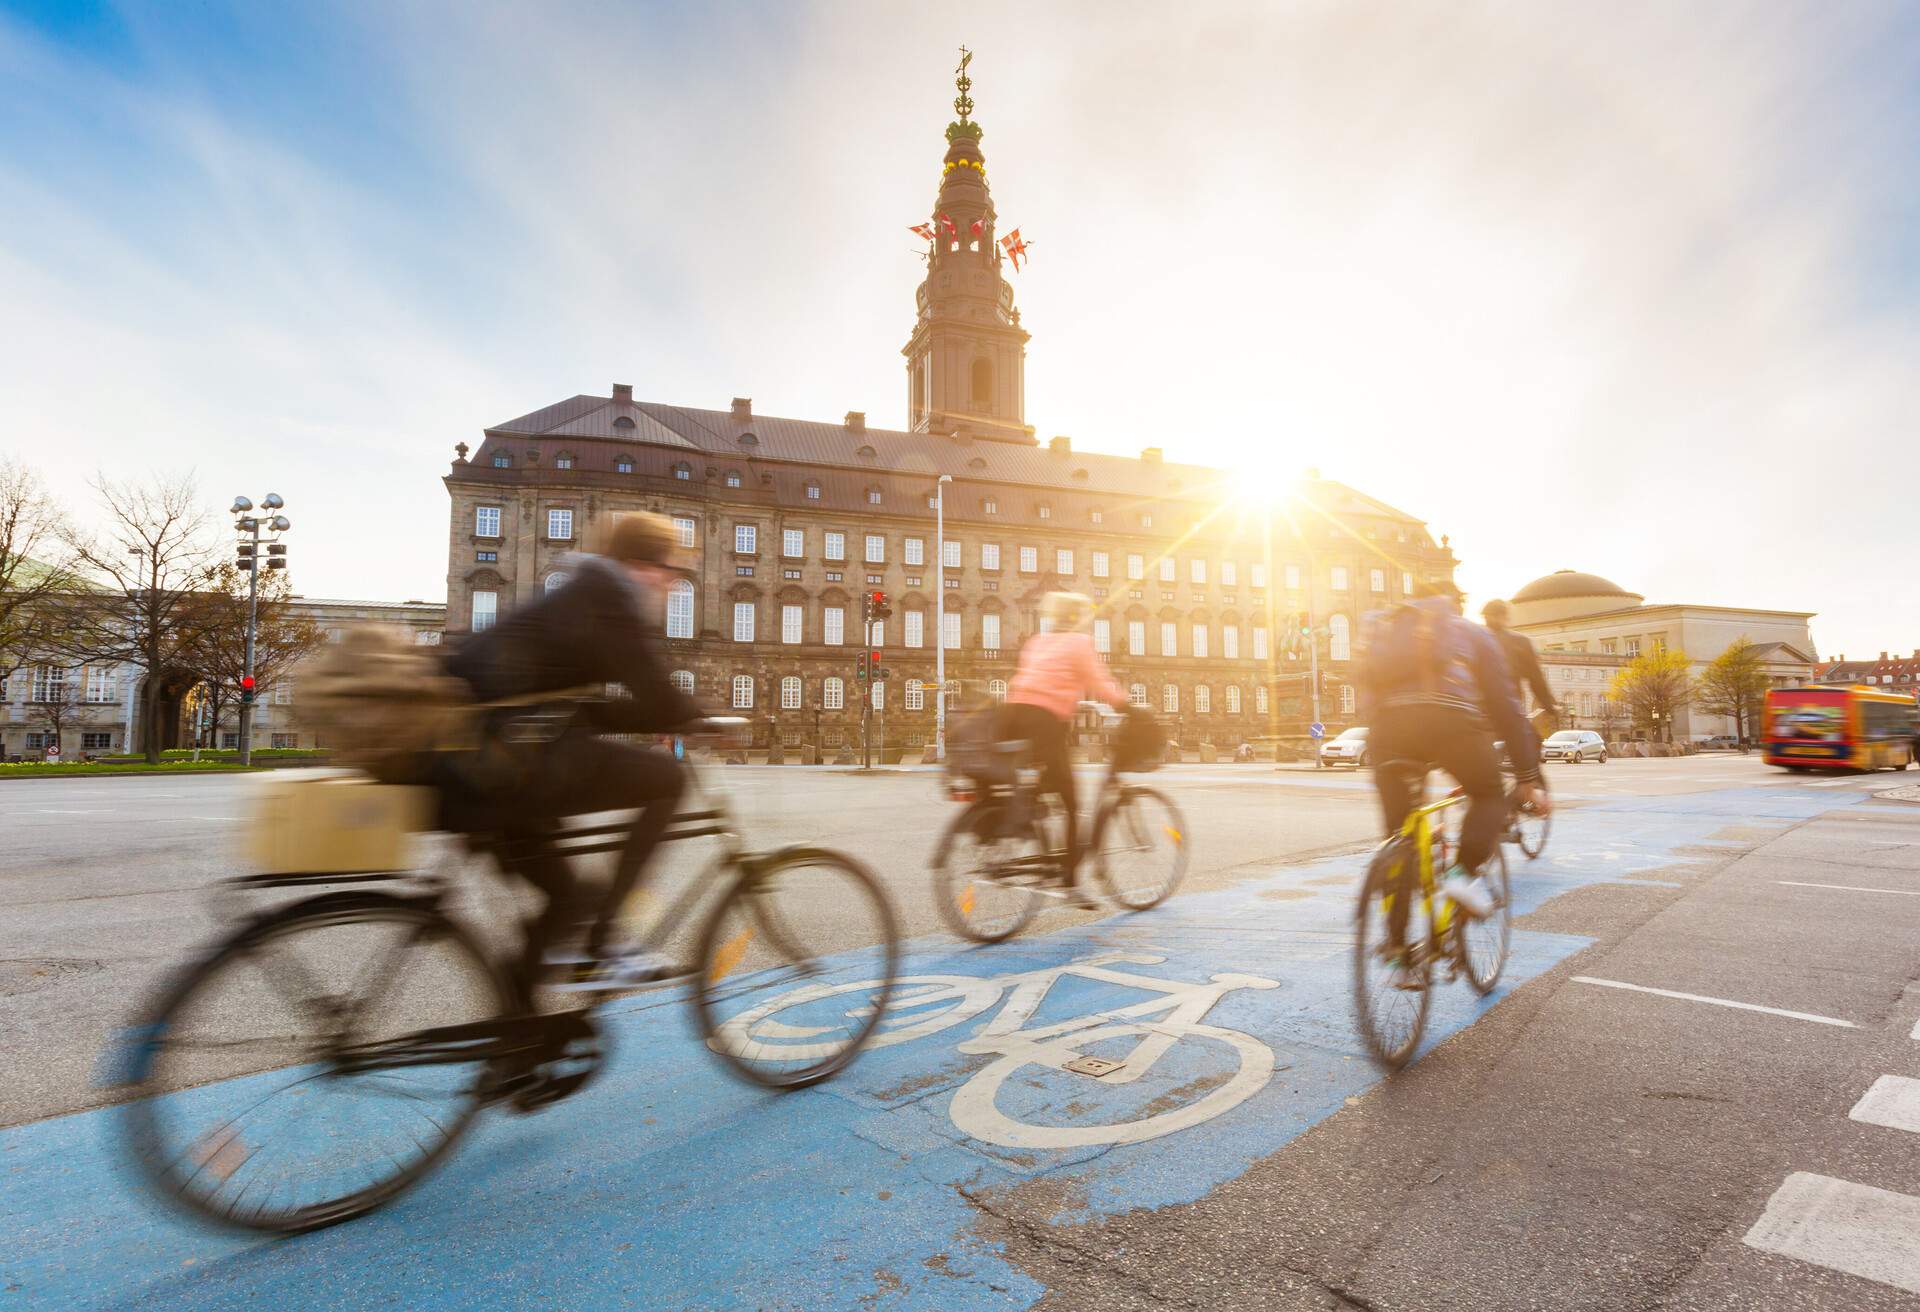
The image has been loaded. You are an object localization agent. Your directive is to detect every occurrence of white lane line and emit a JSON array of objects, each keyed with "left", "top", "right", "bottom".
[
  {"left": 1744, "top": 1172, "right": 1920, "bottom": 1295},
  {"left": 1913, "top": 1017, "right": 1920, "bottom": 1042},
  {"left": 1851, "top": 1076, "right": 1920, "bottom": 1135},
  {"left": 1778, "top": 881, "right": 1920, "bottom": 898},
  {"left": 1569, "top": 976, "right": 1857, "bottom": 1028}
]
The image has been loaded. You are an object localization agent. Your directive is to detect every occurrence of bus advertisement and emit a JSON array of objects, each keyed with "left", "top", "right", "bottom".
[{"left": 1763, "top": 686, "right": 1918, "bottom": 772}]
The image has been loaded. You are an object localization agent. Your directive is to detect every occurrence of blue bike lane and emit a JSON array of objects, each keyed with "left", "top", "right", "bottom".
[{"left": 0, "top": 782, "right": 1861, "bottom": 1311}]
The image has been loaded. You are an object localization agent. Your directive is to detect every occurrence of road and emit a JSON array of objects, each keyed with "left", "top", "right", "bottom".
[{"left": 2, "top": 755, "right": 1917, "bottom": 1310}]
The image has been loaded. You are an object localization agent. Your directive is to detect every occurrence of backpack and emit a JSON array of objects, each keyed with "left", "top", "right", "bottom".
[
  {"left": 1360, "top": 603, "right": 1455, "bottom": 697},
  {"left": 294, "top": 626, "right": 478, "bottom": 783}
]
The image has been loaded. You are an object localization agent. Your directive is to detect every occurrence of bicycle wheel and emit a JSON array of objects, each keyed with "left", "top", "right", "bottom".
[
  {"left": 116, "top": 893, "right": 513, "bottom": 1234},
  {"left": 1352, "top": 838, "right": 1432, "bottom": 1071},
  {"left": 932, "top": 802, "right": 1048, "bottom": 943},
  {"left": 1457, "top": 844, "right": 1512, "bottom": 995},
  {"left": 1092, "top": 785, "right": 1191, "bottom": 911},
  {"left": 694, "top": 848, "right": 900, "bottom": 1090}
]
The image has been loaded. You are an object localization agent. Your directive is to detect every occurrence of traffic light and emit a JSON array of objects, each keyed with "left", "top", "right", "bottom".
[
  {"left": 870, "top": 651, "right": 882, "bottom": 676},
  {"left": 869, "top": 590, "right": 892, "bottom": 621},
  {"left": 266, "top": 542, "right": 287, "bottom": 571},
  {"left": 240, "top": 675, "right": 256, "bottom": 706},
  {"left": 856, "top": 652, "right": 869, "bottom": 681},
  {"left": 236, "top": 542, "right": 255, "bottom": 572}
]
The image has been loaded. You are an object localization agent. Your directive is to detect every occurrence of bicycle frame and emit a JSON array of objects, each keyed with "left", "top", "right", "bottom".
[{"left": 1386, "top": 779, "right": 1470, "bottom": 948}]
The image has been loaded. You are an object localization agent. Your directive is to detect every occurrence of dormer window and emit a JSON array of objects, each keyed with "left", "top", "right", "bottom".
[
  {"left": 856, "top": 444, "right": 877, "bottom": 459},
  {"left": 1141, "top": 513, "right": 1153, "bottom": 528},
  {"left": 983, "top": 499, "right": 998, "bottom": 515},
  {"left": 725, "top": 470, "right": 743, "bottom": 488},
  {"left": 805, "top": 481, "right": 822, "bottom": 500},
  {"left": 1038, "top": 504, "right": 1052, "bottom": 520},
  {"left": 1072, "top": 468, "right": 1089, "bottom": 481},
  {"left": 672, "top": 462, "right": 692, "bottom": 480},
  {"left": 615, "top": 455, "right": 634, "bottom": 474},
  {"left": 1091, "top": 509, "right": 1104, "bottom": 524},
  {"left": 968, "top": 457, "right": 987, "bottom": 470},
  {"left": 613, "top": 416, "right": 636, "bottom": 430},
  {"left": 738, "top": 432, "right": 759, "bottom": 447},
  {"left": 492, "top": 453, "right": 512, "bottom": 469},
  {"left": 866, "top": 486, "right": 882, "bottom": 505},
  {"left": 554, "top": 452, "right": 575, "bottom": 470}
]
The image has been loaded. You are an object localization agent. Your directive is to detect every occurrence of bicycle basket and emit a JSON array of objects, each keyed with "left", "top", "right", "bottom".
[
  {"left": 944, "top": 707, "right": 1006, "bottom": 787},
  {"left": 1112, "top": 708, "right": 1167, "bottom": 773}
]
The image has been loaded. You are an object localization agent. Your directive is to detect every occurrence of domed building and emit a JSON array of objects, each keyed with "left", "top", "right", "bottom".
[{"left": 1499, "top": 568, "right": 1816, "bottom": 742}]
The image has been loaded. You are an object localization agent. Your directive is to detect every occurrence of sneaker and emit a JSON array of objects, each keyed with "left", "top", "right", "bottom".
[{"left": 1437, "top": 870, "right": 1493, "bottom": 921}]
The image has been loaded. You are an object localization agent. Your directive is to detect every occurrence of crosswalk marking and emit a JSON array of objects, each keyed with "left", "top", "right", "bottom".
[
  {"left": 1744, "top": 1173, "right": 1920, "bottom": 1295},
  {"left": 1850, "top": 1076, "right": 1920, "bottom": 1135}
]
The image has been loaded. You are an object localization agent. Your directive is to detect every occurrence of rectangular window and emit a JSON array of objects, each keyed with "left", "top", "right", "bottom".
[
  {"left": 1196, "top": 685, "right": 1211, "bottom": 714},
  {"left": 1019, "top": 546, "right": 1038, "bottom": 573},
  {"left": 1370, "top": 568, "right": 1386, "bottom": 593},
  {"left": 781, "top": 604, "right": 802, "bottom": 644},
  {"left": 981, "top": 543, "right": 1000, "bottom": 570},
  {"left": 870, "top": 620, "right": 885, "bottom": 646},
  {"left": 1601, "top": 638, "right": 1618, "bottom": 654},
  {"left": 1331, "top": 566, "right": 1348, "bottom": 591},
  {"left": 1127, "top": 554, "right": 1145, "bottom": 580},
  {"left": 824, "top": 607, "right": 845, "bottom": 645},
  {"left": 1625, "top": 637, "right": 1642, "bottom": 657},
  {"left": 84, "top": 731, "right": 115, "bottom": 751},
  {"left": 732, "top": 676, "right": 754, "bottom": 709},
  {"left": 1192, "top": 625, "right": 1209, "bottom": 659},
  {"left": 674, "top": 516, "right": 697, "bottom": 548},
  {"left": 1129, "top": 684, "right": 1149, "bottom": 708},
  {"left": 1250, "top": 563, "right": 1267, "bottom": 589},
  {"left": 1220, "top": 561, "right": 1237, "bottom": 587},
  {"left": 1163, "top": 684, "right": 1179, "bottom": 713},
  {"left": 904, "top": 610, "right": 924, "bottom": 648},
  {"left": 783, "top": 528, "right": 803, "bottom": 557},
  {"left": 547, "top": 508, "right": 573, "bottom": 540},
  {"left": 85, "top": 667, "right": 114, "bottom": 703},
  {"left": 1129, "top": 620, "right": 1146, "bottom": 655},
  {"left": 906, "top": 681, "right": 925, "bottom": 711},
  {"left": 1400, "top": 570, "right": 1413, "bottom": 594},
  {"left": 1159, "top": 558, "right": 1177, "bottom": 583},
  {"left": 904, "top": 537, "right": 925, "bottom": 566},
  {"left": 1253, "top": 627, "right": 1269, "bottom": 660},
  {"left": 476, "top": 550, "right": 497, "bottom": 563},
  {"left": 1092, "top": 551, "right": 1110, "bottom": 578},
  {"left": 1225, "top": 686, "right": 1241, "bottom": 714},
  {"left": 1161, "top": 622, "right": 1178, "bottom": 656},
  {"left": 943, "top": 611, "right": 961, "bottom": 649},
  {"left": 865, "top": 534, "right": 885, "bottom": 564},
  {"left": 1190, "top": 559, "right": 1207, "bottom": 585},
  {"left": 781, "top": 677, "right": 802, "bottom": 709},
  {"left": 471, "top": 591, "right": 498, "bottom": 631},
  {"left": 732, "top": 602, "right": 755, "bottom": 642},
  {"left": 31, "top": 666, "right": 66, "bottom": 702},
  {"left": 981, "top": 613, "right": 1002, "bottom": 650},
  {"left": 475, "top": 506, "right": 501, "bottom": 538},
  {"left": 273, "top": 681, "right": 293, "bottom": 705},
  {"left": 871, "top": 680, "right": 885, "bottom": 711},
  {"left": 824, "top": 679, "right": 844, "bottom": 710},
  {"left": 1256, "top": 686, "right": 1269, "bottom": 714},
  {"left": 1056, "top": 549, "right": 1074, "bottom": 575},
  {"left": 944, "top": 539, "right": 962, "bottom": 568},
  {"left": 1284, "top": 564, "right": 1301, "bottom": 590},
  {"left": 825, "top": 532, "right": 846, "bottom": 561},
  {"left": 1222, "top": 626, "right": 1239, "bottom": 659},
  {"left": 1093, "top": 618, "right": 1112, "bottom": 653},
  {"left": 734, "top": 524, "right": 757, "bottom": 554}
]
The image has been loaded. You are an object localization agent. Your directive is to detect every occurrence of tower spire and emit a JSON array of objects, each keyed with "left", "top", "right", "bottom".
[{"left": 904, "top": 50, "right": 1031, "bottom": 442}]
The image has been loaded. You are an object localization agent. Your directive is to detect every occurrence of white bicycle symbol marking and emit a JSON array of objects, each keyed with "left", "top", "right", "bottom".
[{"left": 710, "top": 951, "right": 1280, "bottom": 1149}]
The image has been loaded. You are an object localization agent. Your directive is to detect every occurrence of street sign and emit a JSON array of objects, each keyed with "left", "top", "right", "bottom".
[
  {"left": 1309, "top": 722, "right": 1325, "bottom": 739},
  {"left": 44, "top": 743, "right": 60, "bottom": 759}
]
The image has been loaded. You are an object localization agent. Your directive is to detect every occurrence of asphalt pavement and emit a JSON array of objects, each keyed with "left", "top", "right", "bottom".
[{"left": 1, "top": 754, "right": 1916, "bottom": 1310}]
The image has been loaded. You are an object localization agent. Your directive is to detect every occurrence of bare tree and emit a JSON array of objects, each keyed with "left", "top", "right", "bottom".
[
  {"left": 61, "top": 473, "right": 221, "bottom": 762},
  {"left": 0, "top": 459, "right": 79, "bottom": 689},
  {"left": 179, "top": 563, "right": 326, "bottom": 743}
]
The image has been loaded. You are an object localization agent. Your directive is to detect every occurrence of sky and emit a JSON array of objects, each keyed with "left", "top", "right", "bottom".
[{"left": 1, "top": 1, "right": 1916, "bottom": 659}]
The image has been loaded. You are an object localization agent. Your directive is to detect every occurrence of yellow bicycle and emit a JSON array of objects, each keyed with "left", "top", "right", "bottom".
[{"left": 1351, "top": 761, "right": 1511, "bottom": 1070}]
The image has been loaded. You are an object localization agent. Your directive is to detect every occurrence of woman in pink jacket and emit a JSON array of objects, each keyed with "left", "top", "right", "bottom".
[{"left": 997, "top": 592, "right": 1128, "bottom": 883}]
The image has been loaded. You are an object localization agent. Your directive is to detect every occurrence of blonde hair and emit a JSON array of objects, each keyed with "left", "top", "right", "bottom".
[{"left": 1043, "top": 591, "right": 1094, "bottom": 632}]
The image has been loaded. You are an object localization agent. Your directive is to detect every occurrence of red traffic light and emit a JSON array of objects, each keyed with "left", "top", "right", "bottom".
[{"left": 240, "top": 676, "right": 256, "bottom": 690}]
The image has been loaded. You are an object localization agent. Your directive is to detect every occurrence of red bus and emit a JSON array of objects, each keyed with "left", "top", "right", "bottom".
[{"left": 1764, "top": 686, "right": 1917, "bottom": 772}]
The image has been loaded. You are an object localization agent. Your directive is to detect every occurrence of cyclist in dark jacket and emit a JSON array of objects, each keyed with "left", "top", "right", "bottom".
[
  {"left": 443, "top": 512, "right": 703, "bottom": 992},
  {"left": 1482, "top": 598, "right": 1557, "bottom": 725},
  {"left": 1359, "top": 583, "right": 1549, "bottom": 920}
]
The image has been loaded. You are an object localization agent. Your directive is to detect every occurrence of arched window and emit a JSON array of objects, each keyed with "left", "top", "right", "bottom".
[
  {"left": 1340, "top": 684, "right": 1356, "bottom": 715},
  {"left": 1225, "top": 685, "right": 1241, "bottom": 714},
  {"left": 731, "top": 675, "right": 754, "bottom": 709},
  {"left": 1129, "top": 683, "right": 1149, "bottom": 709},
  {"left": 1195, "top": 684, "right": 1212, "bottom": 714},
  {"left": 781, "top": 676, "right": 802, "bottom": 709},
  {"left": 1163, "top": 684, "right": 1180, "bottom": 714},
  {"left": 613, "top": 416, "right": 636, "bottom": 430},
  {"left": 905, "top": 678, "right": 925, "bottom": 711},
  {"left": 666, "top": 580, "right": 695, "bottom": 639},
  {"left": 670, "top": 670, "right": 695, "bottom": 695},
  {"left": 672, "top": 462, "right": 692, "bottom": 481},
  {"left": 865, "top": 486, "right": 883, "bottom": 505},
  {"left": 989, "top": 678, "right": 1008, "bottom": 702},
  {"left": 824, "top": 676, "right": 845, "bottom": 710},
  {"left": 1255, "top": 685, "right": 1269, "bottom": 714},
  {"left": 544, "top": 571, "right": 570, "bottom": 593},
  {"left": 724, "top": 470, "right": 743, "bottom": 488},
  {"left": 971, "top": 357, "right": 993, "bottom": 405},
  {"left": 1329, "top": 614, "right": 1352, "bottom": 662},
  {"left": 614, "top": 455, "right": 634, "bottom": 474}
]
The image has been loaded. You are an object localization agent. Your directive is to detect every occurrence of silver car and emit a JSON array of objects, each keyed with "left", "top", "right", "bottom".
[
  {"left": 1542, "top": 729, "right": 1608, "bottom": 764},
  {"left": 1320, "top": 726, "right": 1370, "bottom": 768}
]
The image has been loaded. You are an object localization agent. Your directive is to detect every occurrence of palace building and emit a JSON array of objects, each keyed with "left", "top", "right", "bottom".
[{"left": 439, "top": 66, "right": 1459, "bottom": 755}]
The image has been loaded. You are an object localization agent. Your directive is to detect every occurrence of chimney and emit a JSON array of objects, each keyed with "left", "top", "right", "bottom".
[
  {"left": 731, "top": 397, "right": 752, "bottom": 420},
  {"left": 611, "top": 383, "right": 633, "bottom": 403},
  {"left": 845, "top": 410, "right": 866, "bottom": 432},
  {"left": 1049, "top": 435, "right": 1071, "bottom": 455},
  {"left": 1141, "top": 446, "right": 1162, "bottom": 464},
  {"left": 1880, "top": 651, "right": 1889, "bottom": 661}
]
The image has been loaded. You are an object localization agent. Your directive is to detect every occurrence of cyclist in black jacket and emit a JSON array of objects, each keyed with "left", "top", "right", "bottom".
[
  {"left": 1482, "top": 598, "right": 1558, "bottom": 728},
  {"left": 442, "top": 512, "right": 703, "bottom": 992}
]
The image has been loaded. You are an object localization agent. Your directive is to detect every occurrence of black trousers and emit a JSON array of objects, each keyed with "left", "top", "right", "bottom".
[
  {"left": 994, "top": 702, "right": 1079, "bottom": 873},
  {"left": 1369, "top": 704, "right": 1504, "bottom": 875}
]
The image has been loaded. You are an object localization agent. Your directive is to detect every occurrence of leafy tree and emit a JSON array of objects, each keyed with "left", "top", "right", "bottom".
[
  {"left": 1693, "top": 638, "right": 1772, "bottom": 747},
  {"left": 1609, "top": 647, "right": 1692, "bottom": 742}
]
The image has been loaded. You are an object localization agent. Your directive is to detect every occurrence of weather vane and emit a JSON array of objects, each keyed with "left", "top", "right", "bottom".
[{"left": 954, "top": 46, "right": 974, "bottom": 122}]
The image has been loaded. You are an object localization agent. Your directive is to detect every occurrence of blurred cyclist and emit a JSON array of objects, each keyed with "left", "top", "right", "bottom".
[
  {"left": 442, "top": 512, "right": 703, "bottom": 993},
  {"left": 1359, "top": 581, "right": 1549, "bottom": 922},
  {"left": 999, "top": 591, "right": 1129, "bottom": 891},
  {"left": 1482, "top": 598, "right": 1558, "bottom": 735}
]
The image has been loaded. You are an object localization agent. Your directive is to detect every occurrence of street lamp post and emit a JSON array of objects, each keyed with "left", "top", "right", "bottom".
[
  {"left": 230, "top": 495, "right": 290, "bottom": 767},
  {"left": 934, "top": 474, "right": 952, "bottom": 762}
]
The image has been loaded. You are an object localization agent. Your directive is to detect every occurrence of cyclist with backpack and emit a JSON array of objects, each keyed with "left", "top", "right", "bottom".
[{"left": 1358, "top": 581, "right": 1549, "bottom": 921}]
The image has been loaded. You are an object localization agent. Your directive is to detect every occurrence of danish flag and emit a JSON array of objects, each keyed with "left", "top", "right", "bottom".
[
  {"left": 938, "top": 213, "right": 959, "bottom": 238},
  {"left": 909, "top": 222, "right": 938, "bottom": 242},
  {"left": 998, "top": 228, "right": 1032, "bottom": 271}
]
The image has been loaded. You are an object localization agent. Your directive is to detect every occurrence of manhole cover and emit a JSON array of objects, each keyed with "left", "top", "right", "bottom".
[{"left": 1064, "top": 1055, "right": 1125, "bottom": 1078}]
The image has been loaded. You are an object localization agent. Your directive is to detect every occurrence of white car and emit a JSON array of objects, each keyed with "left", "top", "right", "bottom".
[
  {"left": 1542, "top": 729, "right": 1608, "bottom": 764},
  {"left": 1320, "top": 726, "right": 1370, "bottom": 768}
]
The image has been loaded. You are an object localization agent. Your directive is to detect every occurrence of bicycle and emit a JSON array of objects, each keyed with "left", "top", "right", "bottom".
[
  {"left": 1352, "top": 760, "right": 1512, "bottom": 1070},
  {"left": 108, "top": 715, "right": 900, "bottom": 1235},
  {"left": 932, "top": 703, "right": 1189, "bottom": 943}
]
